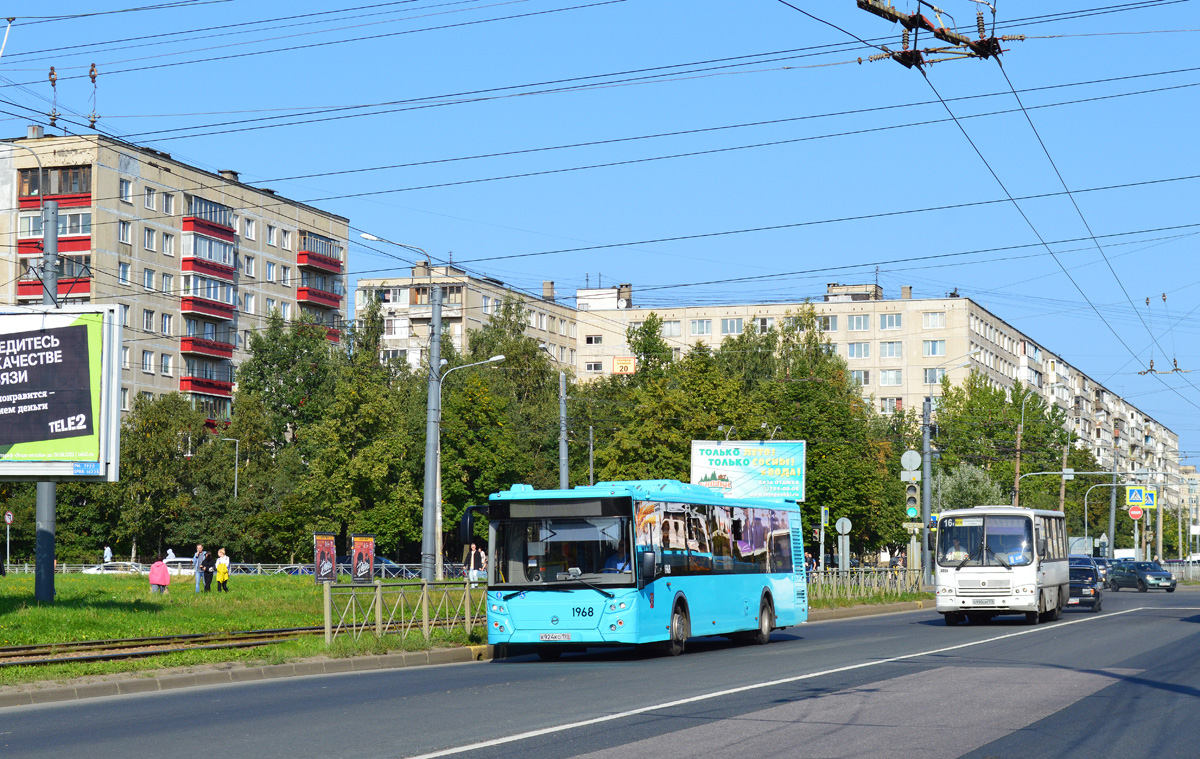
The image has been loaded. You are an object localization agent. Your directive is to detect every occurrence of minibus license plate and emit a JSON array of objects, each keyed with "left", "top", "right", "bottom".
[
  {"left": 972, "top": 599, "right": 994, "bottom": 605},
  {"left": 540, "top": 633, "right": 571, "bottom": 641}
]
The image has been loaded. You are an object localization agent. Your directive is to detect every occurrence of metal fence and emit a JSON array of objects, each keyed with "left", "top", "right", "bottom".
[
  {"left": 2, "top": 562, "right": 469, "bottom": 579},
  {"left": 806, "top": 568, "right": 923, "bottom": 600},
  {"left": 322, "top": 579, "right": 487, "bottom": 645},
  {"left": 1164, "top": 561, "right": 1200, "bottom": 582}
]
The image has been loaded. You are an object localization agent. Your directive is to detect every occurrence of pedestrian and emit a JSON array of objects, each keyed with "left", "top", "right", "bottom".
[
  {"left": 192, "top": 544, "right": 207, "bottom": 593},
  {"left": 215, "top": 548, "right": 230, "bottom": 592},
  {"left": 201, "top": 548, "right": 216, "bottom": 592},
  {"left": 149, "top": 555, "right": 170, "bottom": 595},
  {"left": 103, "top": 545, "right": 113, "bottom": 564},
  {"left": 467, "top": 543, "right": 487, "bottom": 586}
]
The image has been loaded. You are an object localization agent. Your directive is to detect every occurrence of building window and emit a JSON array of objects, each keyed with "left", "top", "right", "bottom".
[
  {"left": 266, "top": 262, "right": 276, "bottom": 281},
  {"left": 923, "top": 312, "right": 946, "bottom": 329},
  {"left": 266, "top": 298, "right": 276, "bottom": 314},
  {"left": 924, "top": 368, "right": 946, "bottom": 384},
  {"left": 585, "top": 362, "right": 603, "bottom": 373},
  {"left": 281, "top": 302, "right": 291, "bottom": 320},
  {"left": 847, "top": 314, "right": 869, "bottom": 331},
  {"left": 753, "top": 317, "right": 773, "bottom": 334},
  {"left": 161, "top": 313, "right": 172, "bottom": 335},
  {"left": 818, "top": 315, "right": 838, "bottom": 332},
  {"left": 569, "top": 322, "right": 577, "bottom": 338},
  {"left": 162, "top": 233, "right": 175, "bottom": 256},
  {"left": 585, "top": 335, "right": 603, "bottom": 345},
  {"left": 140, "top": 391, "right": 153, "bottom": 401},
  {"left": 559, "top": 345, "right": 567, "bottom": 362},
  {"left": 144, "top": 227, "right": 156, "bottom": 251},
  {"left": 538, "top": 313, "right": 547, "bottom": 330},
  {"left": 879, "top": 341, "right": 903, "bottom": 358},
  {"left": 141, "top": 351, "right": 153, "bottom": 372},
  {"left": 18, "top": 210, "right": 91, "bottom": 238},
  {"left": 119, "top": 178, "right": 132, "bottom": 203},
  {"left": 19, "top": 165, "right": 91, "bottom": 196},
  {"left": 143, "top": 309, "right": 154, "bottom": 331},
  {"left": 482, "top": 295, "right": 491, "bottom": 315},
  {"left": 144, "top": 186, "right": 156, "bottom": 210},
  {"left": 880, "top": 313, "right": 902, "bottom": 330},
  {"left": 243, "top": 293, "right": 255, "bottom": 313},
  {"left": 570, "top": 349, "right": 577, "bottom": 364},
  {"left": 281, "top": 266, "right": 291, "bottom": 286},
  {"left": 267, "top": 225, "right": 276, "bottom": 246},
  {"left": 822, "top": 344, "right": 837, "bottom": 355},
  {"left": 848, "top": 342, "right": 870, "bottom": 359},
  {"left": 662, "top": 320, "right": 681, "bottom": 337},
  {"left": 922, "top": 340, "right": 946, "bottom": 357},
  {"left": 881, "top": 397, "right": 903, "bottom": 413},
  {"left": 143, "top": 269, "right": 155, "bottom": 291},
  {"left": 121, "top": 387, "right": 129, "bottom": 411},
  {"left": 243, "top": 255, "right": 255, "bottom": 277},
  {"left": 880, "top": 369, "right": 903, "bottom": 386},
  {"left": 118, "top": 220, "right": 131, "bottom": 244},
  {"left": 121, "top": 304, "right": 129, "bottom": 326},
  {"left": 160, "top": 354, "right": 172, "bottom": 376},
  {"left": 720, "top": 318, "right": 743, "bottom": 336},
  {"left": 690, "top": 319, "right": 712, "bottom": 336},
  {"left": 244, "top": 218, "right": 256, "bottom": 240},
  {"left": 161, "top": 273, "right": 173, "bottom": 294},
  {"left": 281, "top": 230, "right": 291, "bottom": 250},
  {"left": 851, "top": 370, "right": 870, "bottom": 385},
  {"left": 118, "top": 262, "right": 131, "bottom": 284},
  {"left": 122, "top": 346, "right": 130, "bottom": 369},
  {"left": 162, "top": 193, "right": 174, "bottom": 215}
]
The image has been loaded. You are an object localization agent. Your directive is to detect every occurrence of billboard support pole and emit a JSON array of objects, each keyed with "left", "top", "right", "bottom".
[{"left": 35, "top": 200, "right": 59, "bottom": 603}]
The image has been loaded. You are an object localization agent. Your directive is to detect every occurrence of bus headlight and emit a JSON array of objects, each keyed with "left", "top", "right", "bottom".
[
  {"left": 610, "top": 624, "right": 617, "bottom": 631},
  {"left": 618, "top": 602, "right": 627, "bottom": 609}
]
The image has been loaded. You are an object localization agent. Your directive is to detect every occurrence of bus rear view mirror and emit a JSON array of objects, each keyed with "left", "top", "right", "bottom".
[
  {"left": 640, "top": 551, "right": 656, "bottom": 585},
  {"left": 927, "top": 531, "right": 936, "bottom": 551},
  {"left": 460, "top": 504, "right": 488, "bottom": 546},
  {"left": 1037, "top": 537, "right": 1047, "bottom": 557}
]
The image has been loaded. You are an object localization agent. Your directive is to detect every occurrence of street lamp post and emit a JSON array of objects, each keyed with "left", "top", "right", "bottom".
[
  {"left": 221, "top": 438, "right": 240, "bottom": 501},
  {"left": 1013, "top": 383, "right": 1061, "bottom": 508},
  {"left": 434, "top": 355, "right": 504, "bottom": 579}
]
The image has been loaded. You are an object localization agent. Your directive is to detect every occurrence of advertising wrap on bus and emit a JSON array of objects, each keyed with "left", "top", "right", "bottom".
[
  {"left": 0, "top": 306, "right": 121, "bottom": 482},
  {"left": 478, "top": 479, "right": 808, "bottom": 659}
]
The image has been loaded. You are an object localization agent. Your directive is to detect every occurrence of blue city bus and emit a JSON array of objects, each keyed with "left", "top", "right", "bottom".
[{"left": 463, "top": 479, "right": 808, "bottom": 659}]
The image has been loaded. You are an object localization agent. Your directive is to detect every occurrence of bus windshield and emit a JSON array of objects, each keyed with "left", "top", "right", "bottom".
[
  {"left": 493, "top": 516, "right": 633, "bottom": 587},
  {"left": 937, "top": 515, "right": 1033, "bottom": 568}
]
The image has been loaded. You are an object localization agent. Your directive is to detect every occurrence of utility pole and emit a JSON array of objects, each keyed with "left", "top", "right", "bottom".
[
  {"left": 420, "top": 286, "right": 442, "bottom": 582},
  {"left": 559, "top": 371, "right": 568, "bottom": 489},
  {"left": 1058, "top": 440, "right": 1069, "bottom": 512},
  {"left": 35, "top": 200, "right": 59, "bottom": 603},
  {"left": 588, "top": 425, "right": 594, "bottom": 486},
  {"left": 921, "top": 398, "right": 932, "bottom": 585},
  {"left": 1107, "top": 439, "right": 1118, "bottom": 560},
  {"left": 1013, "top": 420, "right": 1024, "bottom": 508},
  {"left": 1156, "top": 485, "right": 1163, "bottom": 561}
]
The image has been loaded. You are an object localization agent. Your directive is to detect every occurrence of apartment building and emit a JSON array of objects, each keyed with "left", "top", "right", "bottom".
[
  {"left": 1181, "top": 465, "right": 1200, "bottom": 554},
  {"left": 574, "top": 281, "right": 1181, "bottom": 508},
  {"left": 0, "top": 127, "right": 350, "bottom": 422},
  {"left": 357, "top": 264, "right": 578, "bottom": 369}
]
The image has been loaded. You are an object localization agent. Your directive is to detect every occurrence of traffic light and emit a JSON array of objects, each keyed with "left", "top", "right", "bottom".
[{"left": 905, "top": 483, "right": 919, "bottom": 518}]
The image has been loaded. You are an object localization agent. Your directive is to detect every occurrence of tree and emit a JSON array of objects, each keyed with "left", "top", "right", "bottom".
[
  {"left": 625, "top": 313, "right": 672, "bottom": 382},
  {"left": 932, "top": 463, "right": 1005, "bottom": 512}
]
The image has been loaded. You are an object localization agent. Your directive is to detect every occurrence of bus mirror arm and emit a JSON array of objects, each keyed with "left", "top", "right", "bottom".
[{"left": 640, "top": 551, "right": 656, "bottom": 586}]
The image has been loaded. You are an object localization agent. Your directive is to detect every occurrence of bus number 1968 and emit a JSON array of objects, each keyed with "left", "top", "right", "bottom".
[{"left": 571, "top": 607, "right": 594, "bottom": 617}]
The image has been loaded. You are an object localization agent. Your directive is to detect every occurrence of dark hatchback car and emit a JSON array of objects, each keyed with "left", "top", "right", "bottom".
[
  {"left": 1067, "top": 559, "right": 1103, "bottom": 612},
  {"left": 1109, "top": 561, "right": 1177, "bottom": 593}
]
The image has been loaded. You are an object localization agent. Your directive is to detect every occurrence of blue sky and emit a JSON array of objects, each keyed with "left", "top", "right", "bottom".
[{"left": 6, "top": 0, "right": 1199, "bottom": 456}]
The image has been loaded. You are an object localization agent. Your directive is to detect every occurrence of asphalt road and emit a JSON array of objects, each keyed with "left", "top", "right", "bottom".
[{"left": 4, "top": 588, "right": 1200, "bottom": 759}]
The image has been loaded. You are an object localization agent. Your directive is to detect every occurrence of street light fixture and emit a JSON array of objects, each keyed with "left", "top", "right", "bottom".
[{"left": 1013, "top": 381, "right": 1062, "bottom": 508}]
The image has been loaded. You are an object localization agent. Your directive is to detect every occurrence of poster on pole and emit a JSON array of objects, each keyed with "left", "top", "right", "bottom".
[
  {"left": 0, "top": 305, "right": 121, "bottom": 481},
  {"left": 313, "top": 532, "right": 336, "bottom": 583},
  {"left": 691, "top": 440, "right": 806, "bottom": 501},
  {"left": 350, "top": 534, "right": 375, "bottom": 583}
]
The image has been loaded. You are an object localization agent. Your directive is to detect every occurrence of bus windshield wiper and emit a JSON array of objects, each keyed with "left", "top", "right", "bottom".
[
  {"left": 555, "top": 577, "right": 615, "bottom": 598},
  {"left": 502, "top": 588, "right": 571, "bottom": 601},
  {"left": 956, "top": 545, "right": 983, "bottom": 570},
  {"left": 984, "top": 545, "right": 1012, "bottom": 570}
]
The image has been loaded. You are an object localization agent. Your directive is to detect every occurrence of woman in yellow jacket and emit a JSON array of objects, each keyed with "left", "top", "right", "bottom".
[{"left": 215, "top": 548, "right": 231, "bottom": 592}]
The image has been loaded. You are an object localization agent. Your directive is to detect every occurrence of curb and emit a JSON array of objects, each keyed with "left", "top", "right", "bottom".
[
  {"left": 0, "top": 602, "right": 930, "bottom": 709},
  {"left": 0, "top": 644, "right": 493, "bottom": 710}
]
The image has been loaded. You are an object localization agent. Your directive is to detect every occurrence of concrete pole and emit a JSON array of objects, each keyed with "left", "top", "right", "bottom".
[
  {"left": 921, "top": 399, "right": 932, "bottom": 586},
  {"left": 1156, "top": 494, "right": 1162, "bottom": 562},
  {"left": 588, "top": 425, "right": 594, "bottom": 486},
  {"left": 1058, "top": 440, "right": 1069, "bottom": 512},
  {"left": 35, "top": 200, "right": 59, "bottom": 603},
  {"left": 1107, "top": 471, "right": 1118, "bottom": 560},
  {"left": 1013, "top": 423, "right": 1023, "bottom": 508},
  {"left": 421, "top": 287, "right": 442, "bottom": 582},
  {"left": 559, "top": 371, "right": 568, "bottom": 489}
]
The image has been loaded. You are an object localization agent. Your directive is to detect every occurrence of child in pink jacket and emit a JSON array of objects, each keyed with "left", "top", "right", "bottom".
[{"left": 149, "top": 555, "right": 171, "bottom": 594}]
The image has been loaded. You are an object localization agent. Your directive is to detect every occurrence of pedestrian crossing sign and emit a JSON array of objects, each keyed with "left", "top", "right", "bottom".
[
  {"left": 1126, "top": 486, "right": 1144, "bottom": 505},
  {"left": 1143, "top": 488, "right": 1157, "bottom": 508}
]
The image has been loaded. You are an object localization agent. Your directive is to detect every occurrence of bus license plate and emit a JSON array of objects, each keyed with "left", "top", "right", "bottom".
[
  {"left": 972, "top": 599, "right": 995, "bottom": 605},
  {"left": 540, "top": 633, "right": 571, "bottom": 641}
]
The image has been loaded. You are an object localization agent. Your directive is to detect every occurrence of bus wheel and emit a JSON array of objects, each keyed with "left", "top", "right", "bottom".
[
  {"left": 537, "top": 647, "right": 563, "bottom": 661},
  {"left": 944, "top": 612, "right": 962, "bottom": 626},
  {"left": 751, "top": 600, "right": 774, "bottom": 644},
  {"left": 665, "top": 604, "right": 689, "bottom": 656},
  {"left": 1025, "top": 611, "right": 1039, "bottom": 625}
]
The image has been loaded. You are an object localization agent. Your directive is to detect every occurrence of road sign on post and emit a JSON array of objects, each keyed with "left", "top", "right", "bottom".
[
  {"left": 1143, "top": 489, "right": 1157, "bottom": 508},
  {"left": 901, "top": 450, "right": 921, "bottom": 471},
  {"left": 3, "top": 512, "right": 11, "bottom": 525},
  {"left": 1129, "top": 506, "right": 1144, "bottom": 521},
  {"left": 1126, "top": 486, "right": 1144, "bottom": 505}
]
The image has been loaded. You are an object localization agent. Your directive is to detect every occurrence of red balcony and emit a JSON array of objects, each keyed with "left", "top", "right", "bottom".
[
  {"left": 181, "top": 296, "right": 236, "bottom": 321},
  {"left": 297, "top": 287, "right": 342, "bottom": 309},
  {"left": 179, "top": 375, "right": 234, "bottom": 398},
  {"left": 182, "top": 216, "right": 235, "bottom": 241},
  {"left": 326, "top": 327, "right": 342, "bottom": 343},
  {"left": 180, "top": 335, "right": 234, "bottom": 359},
  {"left": 17, "top": 277, "right": 91, "bottom": 299},
  {"left": 19, "top": 192, "right": 91, "bottom": 210},
  {"left": 298, "top": 249, "right": 343, "bottom": 275},
  {"left": 17, "top": 236, "right": 91, "bottom": 257},
  {"left": 181, "top": 256, "right": 236, "bottom": 282}
]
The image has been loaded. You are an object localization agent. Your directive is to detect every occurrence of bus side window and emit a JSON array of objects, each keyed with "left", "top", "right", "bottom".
[{"left": 709, "top": 505, "right": 733, "bottom": 574}]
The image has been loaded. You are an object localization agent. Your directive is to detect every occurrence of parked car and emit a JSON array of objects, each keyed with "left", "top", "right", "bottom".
[
  {"left": 1092, "top": 557, "right": 1111, "bottom": 582},
  {"left": 1067, "top": 558, "right": 1103, "bottom": 612},
  {"left": 163, "top": 558, "right": 196, "bottom": 576},
  {"left": 83, "top": 561, "right": 147, "bottom": 575},
  {"left": 1109, "top": 561, "right": 1176, "bottom": 593}
]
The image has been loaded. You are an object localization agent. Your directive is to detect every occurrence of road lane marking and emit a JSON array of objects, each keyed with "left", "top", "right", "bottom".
[{"left": 402, "top": 607, "right": 1146, "bottom": 758}]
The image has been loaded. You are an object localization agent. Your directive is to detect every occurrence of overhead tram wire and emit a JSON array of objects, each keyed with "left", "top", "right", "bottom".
[{"left": 14, "top": 1, "right": 233, "bottom": 27}]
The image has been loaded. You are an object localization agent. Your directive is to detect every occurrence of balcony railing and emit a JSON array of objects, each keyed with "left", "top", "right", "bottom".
[{"left": 180, "top": 335, "right": 234, "bottom": 359}]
